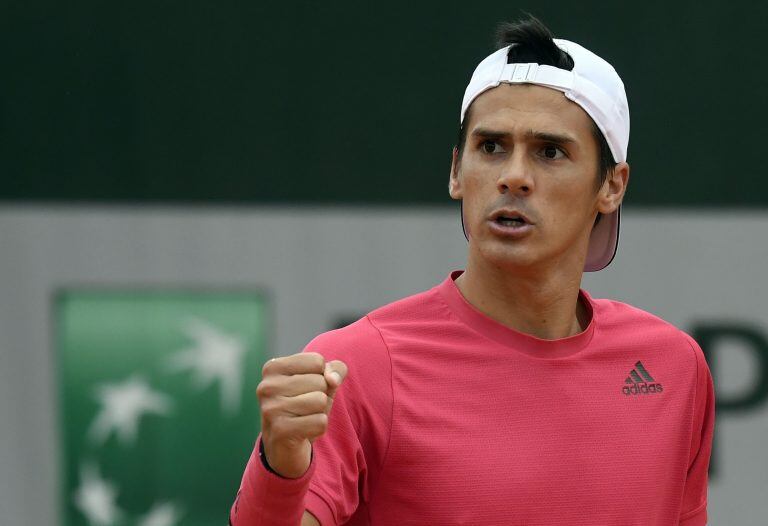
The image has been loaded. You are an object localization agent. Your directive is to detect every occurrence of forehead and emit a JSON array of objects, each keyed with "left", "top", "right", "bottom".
[{"left": 466, "top": 83, "right": 594, "bottom": 138}]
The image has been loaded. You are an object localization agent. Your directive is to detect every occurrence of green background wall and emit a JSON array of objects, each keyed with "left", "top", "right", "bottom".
[{"left": 2, "top": 1, "right": 766, "bottom": 205}]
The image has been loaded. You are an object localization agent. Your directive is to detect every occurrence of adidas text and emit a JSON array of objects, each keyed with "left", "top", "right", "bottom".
[{"left": 622, "top": 382, "right": 664, "bottom": 395}]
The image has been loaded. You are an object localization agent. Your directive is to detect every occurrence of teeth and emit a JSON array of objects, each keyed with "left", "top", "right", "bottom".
[{"left": 498, "top": 217, "right": 523, "bottom": 226}]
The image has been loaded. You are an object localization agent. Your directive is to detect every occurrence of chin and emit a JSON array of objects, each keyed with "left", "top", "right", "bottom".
[{"left": 475, "top": 238, "right": 541, "bottom": 270}]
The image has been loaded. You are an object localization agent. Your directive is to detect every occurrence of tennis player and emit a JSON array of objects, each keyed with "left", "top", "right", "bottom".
[{"left": 230, "top": 15, "right": 715, "bottom": 526}]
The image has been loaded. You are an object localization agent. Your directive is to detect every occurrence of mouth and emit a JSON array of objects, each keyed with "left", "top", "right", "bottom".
[
  {"left": 489, "top": 209, "right": 533, "bottom": 226},
  {"left": 487, "top": 209, "right": 534, "bottom": 238},
  {"left": 494, "top": 216, "right": 527, "bottom": 227}
]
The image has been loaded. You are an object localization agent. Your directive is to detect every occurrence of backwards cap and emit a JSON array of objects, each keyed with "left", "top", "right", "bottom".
[{"left": 460, "top": 39, "right": 630, "bottom": 271}]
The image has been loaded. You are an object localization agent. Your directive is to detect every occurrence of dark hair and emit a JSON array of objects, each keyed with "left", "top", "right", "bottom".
[{"left": 456, "top": 15, "right": 617, "bottom": 188}]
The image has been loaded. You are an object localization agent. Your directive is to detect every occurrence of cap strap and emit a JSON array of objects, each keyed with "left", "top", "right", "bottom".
[{"left": 499, "top": 63, "right": 575, "bottom": 91}]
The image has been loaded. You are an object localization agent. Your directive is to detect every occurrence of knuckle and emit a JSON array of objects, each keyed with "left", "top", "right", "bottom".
[
  {"left": 260, "top": 400, "right": 278, "bottom": 420},
  {"left": 303, "top": 352, "right": 326, "bottom": 371},
  {"left": 262, "top": 358, "right": 278, "bottom": 376},
  {"left": 255, "top": 380, "right": 272, "bottom": 400}
]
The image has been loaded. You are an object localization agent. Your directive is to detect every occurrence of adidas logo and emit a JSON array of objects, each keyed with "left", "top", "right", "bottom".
[{"left": 622, "top": 361, "right": 663, "bottom": 395}]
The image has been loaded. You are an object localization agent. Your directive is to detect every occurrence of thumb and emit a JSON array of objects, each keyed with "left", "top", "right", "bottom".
[{"left": 324, "top": 359, "right": 349, "bottom": 400}]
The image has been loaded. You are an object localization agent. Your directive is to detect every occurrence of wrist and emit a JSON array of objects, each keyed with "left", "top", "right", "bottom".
[{"left": 258, "top": 436, "right": 313, "bottom": 479}]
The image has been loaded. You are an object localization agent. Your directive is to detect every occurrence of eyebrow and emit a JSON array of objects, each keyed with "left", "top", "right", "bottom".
[{"left": 471, "top": 127, "right": 577, "bottom": 145}]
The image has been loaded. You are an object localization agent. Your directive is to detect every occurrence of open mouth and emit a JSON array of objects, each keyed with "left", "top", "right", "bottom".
[{"left": 494, "top": 215, "right": 527, "bottom": 227}]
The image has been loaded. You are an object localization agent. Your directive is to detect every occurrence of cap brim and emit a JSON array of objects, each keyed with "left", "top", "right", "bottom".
[{"left": 584, "top": 206, "right": 620, "bottom": 272}]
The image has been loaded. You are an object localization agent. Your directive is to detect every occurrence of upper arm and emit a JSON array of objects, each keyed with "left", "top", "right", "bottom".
[{"left": 302, "top": 510, "right": 321, "bottom": 526}]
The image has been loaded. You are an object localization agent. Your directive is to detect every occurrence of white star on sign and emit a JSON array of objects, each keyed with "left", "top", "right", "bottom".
[
  {"left": 137, "top": 501, "right": 184, "bottom": 526},
  {"left": 72, "top": 462, "right": 123, "bottom": 526},
  {"left": 88, "top": 375, "right": 173, "bottom": 446},
  {"left": 166, "top": 317, "right": 246, "bottom": 415}
]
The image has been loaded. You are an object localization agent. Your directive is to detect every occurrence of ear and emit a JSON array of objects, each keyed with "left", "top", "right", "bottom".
[
  {"left": 448, "top": 147, "right": 463, "bottom": 200},
  {"left": 596, "top": 162, "right": 630, "bottom": 214}
]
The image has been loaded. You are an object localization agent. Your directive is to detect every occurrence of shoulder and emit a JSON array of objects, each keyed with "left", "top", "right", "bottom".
[
  {"left": 589, "top": 294, "right": 706, "bottom": 366},
  {"left": 591, "top": 295, "right": 687, "bottom": 337},
  {"left": 300, "top": 282, "right": 443, "bottom": 366},
  {"left": 301, "top": 315, "right": 387, "bottom": 367}
]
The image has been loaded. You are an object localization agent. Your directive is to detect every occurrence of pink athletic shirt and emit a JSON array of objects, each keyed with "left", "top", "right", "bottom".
[{"left": 230, "top": 270, "right": 715, "bottom": 526}]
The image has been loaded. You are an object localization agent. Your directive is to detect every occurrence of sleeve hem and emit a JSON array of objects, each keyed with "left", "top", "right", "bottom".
[
  {"left": 679, "top": 500, "right": 707, "bottom": 525},
  {"left": 305, "top": 487, "right": 337, "bottom": 526},
  {"left": 253, "top": 434, "right": 317, "bottom": 486}
]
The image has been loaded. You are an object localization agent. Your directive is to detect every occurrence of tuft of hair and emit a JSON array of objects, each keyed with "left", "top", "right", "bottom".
[{"left": 494, "top": 14, "right": 574, "bottom": 71}]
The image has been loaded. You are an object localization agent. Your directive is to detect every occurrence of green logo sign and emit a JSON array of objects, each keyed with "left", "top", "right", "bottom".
[{"left": 56, "top": 290, "right": 268, "bottom": 526}]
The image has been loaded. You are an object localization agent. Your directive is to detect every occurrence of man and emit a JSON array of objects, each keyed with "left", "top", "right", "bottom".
[{"left": 230, "top": 16, "right": 715, "bottom": 526}]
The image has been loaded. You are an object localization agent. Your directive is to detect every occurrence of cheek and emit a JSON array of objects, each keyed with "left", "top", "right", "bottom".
[
  {"left": 460, "top": 158, "right": 496, "bottom": 199},
  {"left": 461, "top": 173, "right": 493, "bottom": 225},
  {"left": 542, "top": 176, "right": 599, "bottom": 229}
]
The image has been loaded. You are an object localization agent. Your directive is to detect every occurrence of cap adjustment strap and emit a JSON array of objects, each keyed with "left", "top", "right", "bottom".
[
  {"left": 499, "top": 62, "right": 575, "bottom": 91},
  {"left": 501, "top": 62, "right": 539, "bottom": 82}
]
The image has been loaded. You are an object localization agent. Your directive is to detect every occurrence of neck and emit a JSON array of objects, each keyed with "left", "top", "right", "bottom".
[{"left": 455, "top": 249, "right": 589, "bottom": 340}]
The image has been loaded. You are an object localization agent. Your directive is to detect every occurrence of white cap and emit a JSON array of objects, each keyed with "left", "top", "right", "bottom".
[{"left": 460, "top": 39, "right": 629, "bottom": 271}]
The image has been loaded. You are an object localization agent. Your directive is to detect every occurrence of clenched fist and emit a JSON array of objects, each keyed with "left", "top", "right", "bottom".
[{"left": 256, "top": 352, "right": 349, "bottom": 479}]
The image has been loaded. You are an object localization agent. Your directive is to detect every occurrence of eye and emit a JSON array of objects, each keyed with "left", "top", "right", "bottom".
[
  {"left": 540, "top": 145, "right": 566, "bottom": 160},
  {"left": 482, "top": 140, "right": 506, "bottom": 154}
]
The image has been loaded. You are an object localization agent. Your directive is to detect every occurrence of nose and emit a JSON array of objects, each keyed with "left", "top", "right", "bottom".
[{"left": 497, "top": 150, "right": 534, "bottom": 196}]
